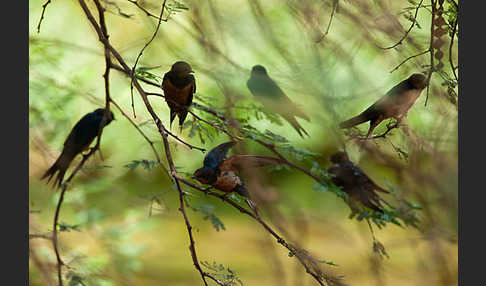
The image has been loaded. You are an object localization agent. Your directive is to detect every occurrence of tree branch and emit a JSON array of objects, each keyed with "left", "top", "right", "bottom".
[
  {"left": 380, "top": 0, "right": 425, "bottom": 50},
  {"left": 130, "top": 0, "right": 168, "bottom": 118},
  {"left": 36, "top": 0, "right": 52, "bottom": 34}
]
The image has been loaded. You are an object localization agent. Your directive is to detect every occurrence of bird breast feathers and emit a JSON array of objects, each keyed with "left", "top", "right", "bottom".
[
  {"left": 377, "top": 89, "right": 422, "bottom": 117},
  {"left": 162, "top": 78, "right": 194, "bottom": 105},
  {"left": 212, "top": 171, "right": 241, "bottom": 192}
]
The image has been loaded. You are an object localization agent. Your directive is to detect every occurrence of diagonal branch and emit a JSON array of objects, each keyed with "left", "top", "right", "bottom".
[
  {"left": 129, "top": 0, "right": 168, "bottom": 118},
  {"left": 380, "top": 0, "right": 425, "bottom": 50},
  {"left": 36, "top": 0, "right": 52, "bottom": 34},
  {"left": 177, "top": 177, "right": 332, "bottom": 286}
]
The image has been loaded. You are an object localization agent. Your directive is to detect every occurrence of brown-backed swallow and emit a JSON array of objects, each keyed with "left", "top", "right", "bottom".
[
  {"left": 247, "top": 65, "right": 310, "bottom": 137},
  {"left": 339, "top": 73, "right": 427, "bottom": 138},
  {"left": 192, "top": 141, "right": 283, "bottom": 212},
  {"left": 327, "top": 151, "right": 391, "bottom": 213},
  {"left": 161, "top": 61, "right": 196, "bottom": 130},
  {"left": 42, "top": 108, "right": 115, "bottom": 188}
]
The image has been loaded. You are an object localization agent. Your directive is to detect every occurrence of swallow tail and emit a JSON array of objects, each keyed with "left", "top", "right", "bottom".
[
  {"left": 41, "top": 150, "right": 76, "bottom": 189},
  {"left": 229, "top": 155, "right": 284, "bottom": 170},
  {"left": 283, "top": 114, "right": 309, "bottom": 138},
  {"left": 169, "top": 110, "right": 177, "bottom": 130},
  {"left": 178, "top": 110, "right": 189, "bottom": 132},
  {"left": 234, "top": 184, "right": 259, "bottom": 215},
  {"left": 339, "top": 111, "right": 374, "bottom": 129}
]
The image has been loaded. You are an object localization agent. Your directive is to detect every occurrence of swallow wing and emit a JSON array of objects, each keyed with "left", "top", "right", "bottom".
[
  {"left": 203, "top": 141, "right": 237, "bottom": 169},
  {"left": 222, "top": 155, "right": 284, "bottom": 173}
]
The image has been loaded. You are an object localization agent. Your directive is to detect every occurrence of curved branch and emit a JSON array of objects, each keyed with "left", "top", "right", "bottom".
[
  {"left": 129, "top": 0, "right": 168, "bottom": 118},
  {"left": 380, "top": 0, "right": 425, "bottom": 50},
  {"left": 36, "top": 0, "right": 52, "bottom": 34}
]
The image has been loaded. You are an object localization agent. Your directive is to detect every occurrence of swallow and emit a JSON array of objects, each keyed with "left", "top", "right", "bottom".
[
  {"left": 247, "top": 65, "right": 310, "bottom": 137},
  {"left": 339, "top": 73, "right": 427, "bottom": 138},
  {"left": 41, "top": 108, "right": 115, "bottom": 188},
  {"left": 192, "top": 141, "right": 283, "bottom": 212},
  {"left": 327, "top": 151, "right": 391, "bottom": 213},
  {"left": 161, "top": 61, "right": 196, "bottom": 130}
]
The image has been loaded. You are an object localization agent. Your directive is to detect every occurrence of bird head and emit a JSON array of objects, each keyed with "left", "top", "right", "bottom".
[
  {"left": 408, "top": 73, "right": 427, "bottom": 90},
  {"left": 93, "top": 108, "right": 115, "bottom": 124},
  {"left": 251, "top": 65, "right": 267, "bottom": 76},
  {"left": 171, "top": 61, "right": 194, "bottom": 78},
  {"left": 330, "top": 151, "right": 349, "bottom": 164},
  {"left": 192, "top": 166, "right": 217, "bottom": 185}
]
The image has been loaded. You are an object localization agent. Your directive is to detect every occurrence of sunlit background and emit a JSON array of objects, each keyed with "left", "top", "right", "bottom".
[{"left": 29, "top": 0, "right": 458, "bottom": 285}]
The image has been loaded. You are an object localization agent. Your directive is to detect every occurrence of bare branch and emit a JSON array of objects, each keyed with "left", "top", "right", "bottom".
[
  {"left": 52, "top": 145, "right": 103, "bottom": 286},
  {"left": 448, "top": 19, "right": 458, "bottom": 81},
  {"left": 36, "top": 0, "right": 52, "bottom": 34},
  {"left": 390, "top": 49, "right": 430, "bottom": 73},
  {"left": 127, "top": 0, "right": 166, "bottom": 20},
  {"left": 315, "top": 0, "right": 338, "bottom": 43},
  {"left": 380, "top": 0, "right": 425, "bottom": 50},
  {"left": 130, "top": 0, "right": 168, "bottom": 118},
  {"left": 109, "top": 98, "right": 170, "bottom": 176}
]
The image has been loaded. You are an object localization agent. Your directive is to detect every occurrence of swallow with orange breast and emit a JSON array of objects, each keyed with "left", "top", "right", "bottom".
[
  {"left": 161, "top": 61, "right": 196, "bottom": 130},
  {"left": 339, "top": 73, "right": 427, "bottom": 138},
  {"left": 42, "top": 108, "right": 115, "bottom": 188},
  {"left": 247, "top": 65, "right": 310, "bottom": 137},
  {"left": 327, "top": 151, "right": 392, "bottom": 213},
  {"left": 192, "top": 141, "right": 284, "bottom": 213}
]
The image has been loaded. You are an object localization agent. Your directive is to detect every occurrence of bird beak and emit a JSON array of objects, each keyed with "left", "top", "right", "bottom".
[
  {"left": 189, "top": 70, "right": 195, "bottom": 73},
  {"left": 191, "top": 175, "right": 196, "bottom": 179}
]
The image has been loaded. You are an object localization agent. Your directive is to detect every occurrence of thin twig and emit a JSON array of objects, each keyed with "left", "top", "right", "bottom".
[
  {"left": 52, "top": 145, "right": 102, "bottom": 286},
  {"left": 177, "top": 177, "right": 328, "bottom": 286},
  {"left": 390, "top": 49, "right": 430, "bottom": 73},
  {"left": 127, "top": 0, "right": 166, "bottom": 20},
  {"left": 77, "top": 3, "right": 211, "bottom": 285},
  {"left": 315, "top": 0, "right": 338, "bottom": 43},
  {"left": 448, "top": 19, "right": 458, "bottom": 81},
  {"left": 29, "top": 233, "right": 52, "bottom": 240},
  {"left": 425, "top": 0, "right": 437, "bottom": 106},
  {"left": 109, "top": 98, "right": 170, "bottom": 176},
  {"left": 37, "top": 0, "right": 52, "bottom": 34},
  {"left": 380, "top": 0, "right": 425, "bottom": 50},
  {"left": 130, "top": 0, "right": 168, "bottom": 118}
]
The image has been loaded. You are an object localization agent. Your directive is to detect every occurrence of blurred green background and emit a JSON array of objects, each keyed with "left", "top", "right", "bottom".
[{"left": 29, "top": 0, "right": 458, "bottom": 285}]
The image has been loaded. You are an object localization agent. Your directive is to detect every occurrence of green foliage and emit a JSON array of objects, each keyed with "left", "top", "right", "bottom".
[
  {"left": 165, "top": 0, "right": 189, "bottom": 20},
  {"left": 134, "top": 66, "right": 162, "bottom": 83},
  {"left": 124, "top": 159, "right": 160, "bottom": 171},
  {"left": 104, "top": 0, "right": 134, "bottom": 18},
  {"left": 182, "top": 119, "right": 218, "bottom": 144},
  {"left": 67, "top": 272, "right": 87, "bottom": 286},
  {"left": 192, "top": 203, "right": 226, "bottom": 231},
  {"left": 201, "top": 261, "right": 244, "bottom": 286},
  {"left": 317, "top": 259, "right": 338, "bottom": 267},
  {"left": 58, "top": 221, "right": 82, "bottom": 232}
]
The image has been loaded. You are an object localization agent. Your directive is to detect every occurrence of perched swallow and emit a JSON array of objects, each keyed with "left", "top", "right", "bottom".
[
  {"left": 42, "top": 108, "right": 115, "bottom": 188},
  {"left": 339, "top": 73, "right": 427, "bottom": 138},
  {"left": 327, "top": 151, "right": 391, "bottom": 213},
  {"left": 161, "top": 61, "right": 196, "bottom": 130},
  {"left": 247, "top": 65, "right": 310, "bottom": 137},
  {"left": 192, "top": 141, "right": 283, "bottom": 212}
]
